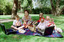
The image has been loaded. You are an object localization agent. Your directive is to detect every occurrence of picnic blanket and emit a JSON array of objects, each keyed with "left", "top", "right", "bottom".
[
  {"left": 14, "top": 28, "right": 63, "bottom": 38},
  {"left": 45, "top": 32, "right": 63, "bottom": 38},
  {"left": 0, "top": 23, "right": 63, "bottom": 38}
]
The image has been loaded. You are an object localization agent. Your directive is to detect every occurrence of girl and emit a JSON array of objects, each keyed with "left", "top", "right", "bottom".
[
  {"left": 22, "top": 10, "right": 32, "bottom": 28},
  {"left": 47, "top": 18, "right": 55, "bottom": 27},
  {"left": 47, "top": 18, "right": 63, "bottom": 33},
  {"left": 45, "top": 16, "right": 50, "bottom": 24}
]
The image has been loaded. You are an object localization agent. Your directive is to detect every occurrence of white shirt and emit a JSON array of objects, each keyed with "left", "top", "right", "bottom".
[
  {"left": 36, "top": 22, "right": 47, "bottom": 30},
  {"left": 13, "top": 19, "right": 22, "bottom": 26}
]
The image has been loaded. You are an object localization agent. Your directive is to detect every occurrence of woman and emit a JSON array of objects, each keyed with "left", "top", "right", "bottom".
[
  {"left": 22, "top": 10, "right": 32, "bottom": 28},
  {"left": 21, "top": 10, "right": 40, "bottom": 35}
]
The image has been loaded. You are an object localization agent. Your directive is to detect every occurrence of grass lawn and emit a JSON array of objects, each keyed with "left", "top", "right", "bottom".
[{"left": 0, "top": 14, "right": 64, "bottom": 42}]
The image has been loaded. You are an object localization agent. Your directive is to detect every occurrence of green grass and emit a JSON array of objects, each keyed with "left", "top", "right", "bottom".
[
  {"left": 0, "top": 13, "right": 39, "bottom": 19},
  {"left": 0, "top": 14, "right": 64, "bottom": 42}
]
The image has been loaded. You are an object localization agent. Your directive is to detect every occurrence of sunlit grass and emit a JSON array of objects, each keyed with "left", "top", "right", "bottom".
[{"left": 0, "top": 14, "right": 64, "bottom": 42}]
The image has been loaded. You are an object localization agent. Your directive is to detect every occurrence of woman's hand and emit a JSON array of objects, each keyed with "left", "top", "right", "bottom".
[{"left": 33, "top": 21, "right": 37, "bottom": 24}]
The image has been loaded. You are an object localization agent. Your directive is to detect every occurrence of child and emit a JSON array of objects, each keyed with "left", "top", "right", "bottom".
[
  {"left": 36, "top": 19, "right": 47, "bottom": 35},
  {"left": 47, "top": 18, "right": 63, "bottom": 33},
  {"left": 34, "top": 13, "right": 45, "bottom": 25},
  {"left": 27, "top": 21, "right": 36, "bottom": 32},
  {"left": 36, "top": 19, "right": 47, "bottom": 30},
  {"left": 45, "top": 16, "right": 50, "bottom": 26},
  {"left": 37, "top": 13, "right": 45, "bottom": 23},
  {"left": 47, "top": 18, "right": 55, "bottom": 27},
  {"left": 11, "top": 15, "right": 25, "bottom": 33}
]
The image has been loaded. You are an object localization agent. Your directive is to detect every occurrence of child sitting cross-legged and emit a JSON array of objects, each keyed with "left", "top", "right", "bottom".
[
  {"left": 11, "top": 15, "right": 26, "bottom": 33},
  {"left": 27, "top": 21, "right": 36, "bottom": 32}
]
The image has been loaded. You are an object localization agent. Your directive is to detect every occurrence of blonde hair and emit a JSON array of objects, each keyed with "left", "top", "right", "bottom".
[
  {"left": 46, "top": 16, "right": 50, "bottom": 20},
  {"left": 50, "top": 18, "right": 54, "bottom": 22}
]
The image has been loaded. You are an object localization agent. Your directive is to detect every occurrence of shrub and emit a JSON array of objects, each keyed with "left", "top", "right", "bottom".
[
  {"left": 0, "top": 0, "right": 13, "bottom": 15},
  {"left": 32, "top": 7, "right": 51, "bottom": 14},
  {"left": 0, "top": 9, "right": 3, "bottom": 15},
  {"left": 62, "top": 10, "right": 64, "bottom": 14},
  {"left": 4, "top": 3, "right": 12, "bottom": 15}
]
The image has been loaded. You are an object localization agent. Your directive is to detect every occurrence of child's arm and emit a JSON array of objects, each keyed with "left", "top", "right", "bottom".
[
  {"left": 33, "top": 21, "right": 37, "bottom": 24},
  {"left": 36, "top": 22, "right": 40, "bottom": 29},
  {"left": 29, "top": 16, "right": 32, "bottom": 21},
  {"left": 18, "top": 25, "right": 24, "bottom": 30},
  {"left": 12, "top": 20, "right": 18, "bottom": 30},
  {"left": 11, "top": 25, "right": 18, "bottom": 30}
]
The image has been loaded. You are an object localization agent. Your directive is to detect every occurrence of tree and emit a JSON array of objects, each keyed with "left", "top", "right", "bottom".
[
  {"left": 50, "top": 0, "right": 64, "bottom": 16},
  {"left": 11, "top": 0, "right": 18, "bottom": 19},
  {"left": 28, "top": 0, "right": 33, "bottom": 13}
]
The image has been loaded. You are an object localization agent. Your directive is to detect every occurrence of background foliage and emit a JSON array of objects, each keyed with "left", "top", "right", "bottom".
[
  {"left": 0, "top": 0, "right": 13, "bottom": 15},
  {"left": 0, "top": 0, "right": 64, "bottom": 15}
]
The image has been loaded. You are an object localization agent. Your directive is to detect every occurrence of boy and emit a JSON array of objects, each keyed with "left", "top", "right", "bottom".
[{"left": 11, "top": 15, "right": 25, "bottom": 33}]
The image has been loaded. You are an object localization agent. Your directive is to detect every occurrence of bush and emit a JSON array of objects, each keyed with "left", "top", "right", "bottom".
[
  {"left": 32, "top": 8, "right": 42, "bottom": 14},
  {"left": 32, "top": 7, "right": 51, "bottom": 14},
  {"left": 22, "top": 7, "right": 32, "bottom": 14},
  {"left": 62, "top": 10, "right": 64, "bottom": 14},
  {"left": 21, "top": 7, "right": 51, "bottom": 14},
  {"left": 0, "top": 9, "right": 3, "bottom": 15},
  {"left": 0, "top": 0, "right": 13, "bottom": 15},
  {"left": 4, "top": 3, "right": 12, "bottom": 15}
]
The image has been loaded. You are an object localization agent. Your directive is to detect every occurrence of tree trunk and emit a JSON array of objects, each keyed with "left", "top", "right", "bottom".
[
  {"left": 50, "top": 0, "right": 56, "bottom": 16},
  {"left": 60, "top": 7, "right": 64, "bottom": 14},
  {"left": 30, "top": 0, "right": 32, "bottom": 13},
  {"left": 18, "top": 1, "right": 21, "bottom": 10},
  {"left": 11, "top": 0, "right": 18, "bottom": 19},
  {"left": 56, "top": 0, "right": 60, "bottom": 16}
]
